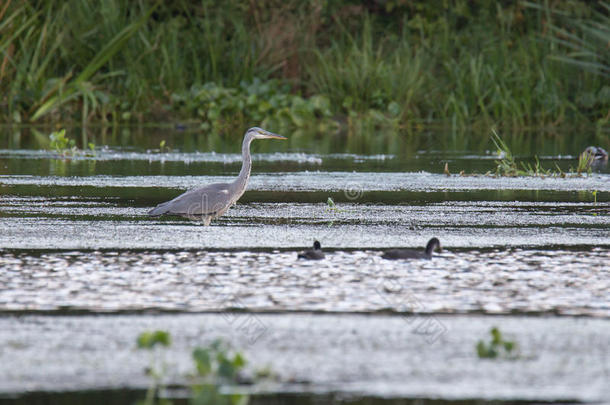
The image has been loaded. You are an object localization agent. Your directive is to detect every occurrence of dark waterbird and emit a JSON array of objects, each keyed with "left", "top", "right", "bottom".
[
  {"left": 382, "top": 237, "right": 442, "bottom": 260},
  {"left": 298, "top": 241, "right": 325, "bottom": 260},
  {"left": 148, "top": 127, "right": 286, "bottom": 225}
]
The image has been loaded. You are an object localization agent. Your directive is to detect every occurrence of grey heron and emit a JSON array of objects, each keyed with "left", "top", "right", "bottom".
[
  {"left": 382, "top": 237, "right": 441, "bottom": 260},
  {"left": 148, "top": 127, "right": 286, "bottom": 225},
  {"left": 297, "top": 240, "right": 325, "bottom": 260}
]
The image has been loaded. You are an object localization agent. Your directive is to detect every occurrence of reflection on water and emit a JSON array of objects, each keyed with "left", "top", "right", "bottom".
[
  {"left": 0, "top": 126, "right": 609, "bottom": 402},
  {"left": 2, "top": 126, "right": 608, "bottom": 158},
  {"left": 0, "top": 248, "right": 608, "bottom": 316}
]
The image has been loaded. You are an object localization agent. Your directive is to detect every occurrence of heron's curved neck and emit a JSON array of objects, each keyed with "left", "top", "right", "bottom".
[{"left": 232, "top": 134, "right": 253, "bottom": 197}]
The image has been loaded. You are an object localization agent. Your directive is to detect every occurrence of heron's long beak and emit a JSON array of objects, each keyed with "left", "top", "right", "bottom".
[
  {"left": 257, "top": 129, "right": 286, "bottom": 140},
  {"left": 261, "top": 132, "right": 288, "bottom": 139}
]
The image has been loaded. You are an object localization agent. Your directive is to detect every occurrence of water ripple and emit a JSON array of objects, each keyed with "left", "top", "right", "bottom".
[{"left": 0, "top": 248, "right": 607, "bottom": 316}]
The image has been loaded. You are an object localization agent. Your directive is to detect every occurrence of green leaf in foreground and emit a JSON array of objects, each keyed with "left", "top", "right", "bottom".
[
  {"left": 137, "top": 330, "right": 171, "bottom": 349},
  {"left": 476, "top": 326, "right": 518, "bottom": 360}
]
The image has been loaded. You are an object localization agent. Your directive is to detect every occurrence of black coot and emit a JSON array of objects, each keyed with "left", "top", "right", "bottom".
[{"left": 382, "top": 237, "right": 441, "bottom": 260}]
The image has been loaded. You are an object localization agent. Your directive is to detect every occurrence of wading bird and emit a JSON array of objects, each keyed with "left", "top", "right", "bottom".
[
  {"left": 149, "top": 127, "right": 286, "bottom": 225},
  {"left": 382, "top": 237, "right": 441, "bottom": 260},
  {"left": 297, "top": 240, "right": 325, "bottom": 260}
]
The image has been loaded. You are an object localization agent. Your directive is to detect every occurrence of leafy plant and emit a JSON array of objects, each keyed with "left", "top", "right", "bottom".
[
  {"left": 158, "top": 140, "right": 172, "bottom": 153},
  {"left": 491, "top": 129, "right": 589, "bottom": 178},
  {"left": 576, "top": 149, "right": 595, "bottom": 175},
  {"left": 476, "top": 327, "right": 518, "bottom": 360},
  {"left": 491, "top": 129, "right": 522, "bottom": 177},
  {"left": 48, "top": 129, "right": 95, "bottom": 157},
  {"left": 171, "top": 78, "right": 336, "bottom": 133},
  {"left": 49, "top": 129, "right": 75, "bottom": 153},
  {"left": 136, "top": 332, "right": 251, "bottom": 405},
  {"left": 2, "top": 1, "right": 608, "bottom": 127},
  {"left": 136, "top": 330, "right": 173, "bottom": 405},
  {"left": 326, "top": 197, "right": 337, "bottom": 211},
  {"left": 137, "top": 330, "right": 172, "bottom": 349},
  {"left": 190, "top": 339, "right": 248, "bottom": 405}
]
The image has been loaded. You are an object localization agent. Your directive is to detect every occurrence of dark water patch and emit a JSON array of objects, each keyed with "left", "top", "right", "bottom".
[
  {"left": 1, "top": 145, "right": 608, "bottom": 179},
  {"left": 2, "top": 126, "right": 606, "bottom": 161},
  {"left": 0, "top": 389, "right": 585, "bottom": 405}
]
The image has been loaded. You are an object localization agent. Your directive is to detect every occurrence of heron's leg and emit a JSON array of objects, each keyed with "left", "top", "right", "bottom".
[{"left": 203, "top": 216, "right": 212, "bottom": 226}]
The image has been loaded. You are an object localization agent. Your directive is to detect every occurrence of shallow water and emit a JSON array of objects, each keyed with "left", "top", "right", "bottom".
[
  {"left": 0, "top": 313, "right": 608, "bottom": 402},
  {"left": 0, "top": 248, "right": 607, "bottom": 316},
  {"left": 0, "top": 127, "right": 609, "bottom": 401}
]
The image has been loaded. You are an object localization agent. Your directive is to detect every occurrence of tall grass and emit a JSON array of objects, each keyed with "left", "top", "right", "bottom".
[
  {"left": 0, "top": 0, "right": 274, "bottom": 124},
  {"left": 0, "top": 0, "right": 608, "bottom": 131},
  {"left": 308, "top": 17, "right": 428, "bottom": 124},
  {"left": 526, "top": 1, "right": 610, "bottom": 78}
]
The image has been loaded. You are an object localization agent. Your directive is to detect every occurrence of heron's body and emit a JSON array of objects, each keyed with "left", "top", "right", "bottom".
[
  {"left": 382, "top": 237, "right": 441, "bottom": 260},
  {"left": 148, "top": 127, "right": 285, "bottom": 225},
  {"left": 298, "top": 241, "right": 325, "bottom": 260}
]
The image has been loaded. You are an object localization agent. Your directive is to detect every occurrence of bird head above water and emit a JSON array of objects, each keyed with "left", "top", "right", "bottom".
[
  {"left": 297, "top": 240, "right": 325, "bottom": 260},
  {"left": 246, "top": 127, "right": 287, "bottom": 140},
  {"left": 425, "top": 237, "right": 442, "bottom": 255},
  {"left": 381, "top": 237, "right": 442, "bottom": 260}
]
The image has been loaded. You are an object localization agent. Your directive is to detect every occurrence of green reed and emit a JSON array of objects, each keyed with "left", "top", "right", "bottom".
[{"left": 1, "top": 1, "right": 607, "bottom": 132}]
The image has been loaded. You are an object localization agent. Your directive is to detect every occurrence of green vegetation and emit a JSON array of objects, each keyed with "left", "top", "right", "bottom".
[
  {"left": 171, "top": 79, "right": 337, "bottom": 133},
  {"left": 527, "top": 1, "right": 610, "bottom": 78},
  {"left": 137, "top": 330, "right": 173, "bottom": 405},
  {"left": 1, "top": 1, "right": 608, "bottom": 133},
  {"left": 48, "top": 128, "right": 96, "bottom": 157},
  {"left": 190, "top": 339, "right": 248, "bottom": 405},
  {"left": 137, "top": 330, "right": 172, "bottom": 349},
  {"left": 491, "top": 129, "right": 591, "bottom": 177},
  {"left": 476, "top": 327, "right": 518, "bottom": 360},
  {"left": 136, "top": 331, "right": 250, "bottom": 405},
  {"left": 326, "top": 197, "right": 338, "bottom": 211}
]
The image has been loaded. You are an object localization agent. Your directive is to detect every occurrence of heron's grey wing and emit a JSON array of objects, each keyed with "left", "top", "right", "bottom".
[{"left": 148, "top": 183, "right": 232, "bottom": 216}]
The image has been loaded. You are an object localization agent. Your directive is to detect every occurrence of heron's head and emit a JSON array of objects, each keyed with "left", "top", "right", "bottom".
[{"left": 247, "top": 127, "right": 286, "bottom": 140}]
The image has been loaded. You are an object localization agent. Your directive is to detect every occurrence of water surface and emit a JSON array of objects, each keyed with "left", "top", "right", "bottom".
[{"left": 0, "top": 127, "right": 609, "bottom": 401}]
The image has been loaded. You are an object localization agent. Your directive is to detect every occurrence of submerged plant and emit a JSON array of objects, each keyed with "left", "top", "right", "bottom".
[
  {"left": 576, "top": 150, "right": 595, "bottom": 175},
  {"left": 190, "top": 339, "right": 248, "bottom": 405},
  {"left": 158, "top": 140, "right": 172, "bottom": 153},
  {"left": 136, "top": 332, "right": 251, "bottom": 405},
  {"left": 491, "top": 129, "right": 521, "bottom": 177},
  {"left": 491, "top": 129, "right": 590, "bottom": 178},
  {"left": 49, "top": 129, "right": 76, "bottom": 153},
  {"left": 476, "top": 327, "right": 518, "bottom": 360},
  {"left": 48, "top": 129, "right": 96, "bottom": 157},
  {"left": 136, "top": 330, "right": 173, "bottom": 405}
]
